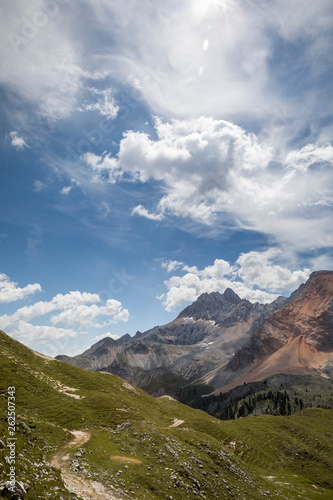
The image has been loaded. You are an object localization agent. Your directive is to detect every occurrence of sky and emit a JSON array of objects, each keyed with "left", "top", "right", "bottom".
[{"left": 0, "top": 0, "right": 332, "bottom": 357}]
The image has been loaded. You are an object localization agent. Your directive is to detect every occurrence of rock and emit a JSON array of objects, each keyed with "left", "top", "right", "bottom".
[
  {"left": 116, "top": 421, "right": 132, "bottom": 432},
  {"left": 0, "top": 481, "right": 28, "bottom": 499},
  {"left": 164, "top": 444, "right": 177, "bottom": 456},
  {"left": 18, "top": 422, "right": 31, "bottom": 434}
]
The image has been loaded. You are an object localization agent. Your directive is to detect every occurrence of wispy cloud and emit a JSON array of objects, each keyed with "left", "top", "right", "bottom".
[
  {"left": 80, "top": 87, "right": 119, "bottom": 120},
  {"left": 61, "top": 185, "right": 72, "bottom": 195},
  {"left": 160, "top": 259, "right": 184, "bottom": 273},
  {"left": 2, "top": 0, "right": 331, "bottom": 140},
  {"left": 33, "top": 180, "right": 46, "bottom": 192},
  {"left": 131, "top": 204, "right": 164, "bottom": 221}
]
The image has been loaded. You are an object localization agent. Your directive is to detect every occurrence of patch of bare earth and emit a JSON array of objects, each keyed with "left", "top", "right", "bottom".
[
  {"left": 158, "top": 395, "right": 177, "bottom": 401},
  {"left": 31, "top": 349, "right": 55, "bottom": 361},
  {"left": 111, "top": 456, "right": 142, "bottom": 464},
  {"left": 168, "top": 418, "right": 184, "bottom": 428}
]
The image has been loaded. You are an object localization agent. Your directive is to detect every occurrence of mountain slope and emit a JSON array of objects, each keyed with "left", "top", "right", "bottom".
[
  {"left": 214, "top": 271, "right": 333, "bottom": 392},
  {"left": 1, "top": 329, "right": 333, "bottom": 500}
]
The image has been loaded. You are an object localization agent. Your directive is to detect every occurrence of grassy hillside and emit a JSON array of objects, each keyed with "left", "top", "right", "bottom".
[{"left": 0, "top": 329, "right": 332, "bottom": 499}]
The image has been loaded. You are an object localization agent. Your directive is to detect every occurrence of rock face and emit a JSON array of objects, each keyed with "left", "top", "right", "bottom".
[{"left": 57, "top": 271, "right": 333, "bottom": 398}]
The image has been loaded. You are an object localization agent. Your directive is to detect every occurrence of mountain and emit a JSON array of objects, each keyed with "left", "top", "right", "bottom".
[
  {"left": 57, "top": 288, "right": 286, "bottom": 396},
  {"left": 1, "top": 329, "right": 333, "bottom": 499},
  {"left": 57, "top": 271, "right": 333, "bottom": 404}
]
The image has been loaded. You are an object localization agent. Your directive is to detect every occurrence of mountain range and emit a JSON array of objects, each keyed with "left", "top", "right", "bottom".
[{"left": 57, "top": 270, "right": 333, "bottom": 404}]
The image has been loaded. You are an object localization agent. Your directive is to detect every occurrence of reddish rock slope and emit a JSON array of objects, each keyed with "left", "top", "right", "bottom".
[{"left": 216, "top": 271, "right": 333, "bottom": 392}]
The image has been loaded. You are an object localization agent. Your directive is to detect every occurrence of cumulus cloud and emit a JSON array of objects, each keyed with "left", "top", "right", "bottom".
[
  {"left": 83, "top": 117, "right": 333, "bottom": 252},
  {"left": 50, "top": 299, "right": 129, "bottom": 328},
  {"left": 158, "top": 249, "right": 310, "bottom": 311},
  {"left": 0, "top": 277, "right": 130, "bottom": 346},
  {"left": 84, "top": 116, "right": 272, "bottom": 222},
  {"left": 0, "top": 273, "right": 41, "bottom": 303},
  {"left": 236, "top": 249, "right": 311, "bottom": 292},
  {"left": 8, "top": 131, "right": 29, "bottom": 150},
  {"left": 13, "top": 291, "right": 100, "bottom": 321},
  {"left": 0, "top": 314, "right": 78, "bottom": 343}
]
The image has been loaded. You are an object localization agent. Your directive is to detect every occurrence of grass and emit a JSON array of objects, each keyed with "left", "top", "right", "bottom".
[{"left": 0, "top": 329, "right": 332, "bottom": 499}]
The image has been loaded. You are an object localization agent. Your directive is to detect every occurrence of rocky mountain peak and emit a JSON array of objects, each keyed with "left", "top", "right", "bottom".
[
  {"left": 177, "top": 289, "right": 243, "bottom": 321},
  {"left": 222, "top": 288, "right": 242, "bottom": 304}
]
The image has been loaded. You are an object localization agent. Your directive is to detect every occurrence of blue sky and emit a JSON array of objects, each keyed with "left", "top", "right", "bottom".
[{"left": 0, "top": 0, "right": 332, "bottom": 356}]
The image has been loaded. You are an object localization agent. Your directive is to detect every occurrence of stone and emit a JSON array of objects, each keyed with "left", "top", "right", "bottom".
[{"left": 0, "top": 481, "right": 28, "bottom": 499}]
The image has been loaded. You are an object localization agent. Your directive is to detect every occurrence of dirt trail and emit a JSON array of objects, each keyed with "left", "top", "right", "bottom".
[{"left": 51, "top": 430, "right": 122, "bottom": 500}]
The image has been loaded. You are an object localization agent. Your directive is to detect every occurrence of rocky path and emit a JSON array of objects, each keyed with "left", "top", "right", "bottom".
[{"left": 51, "top": 430, "right": 122, "bottom": 500}]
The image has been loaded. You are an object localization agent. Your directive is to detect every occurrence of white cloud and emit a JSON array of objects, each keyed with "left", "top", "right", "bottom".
[
  {"left": 14, "top": 291, "right": 100, "bottom": 321},
  {"left": 0, "top": 273, "right": 41, "bottom": 303},
  {"left": 285, "top": 144, "right": 333, "bottom": 172},
  {"left": 131, "top": 205, "right": 164, "bottom": 221},
  {"left": 0, "top": 276, "right": 130, "bottom": 347},
  {"left": 93, "top": 332, "right": 120, "bottom": 342},
  {"left": 8, "top": 131, "right": 28, "bottom": 150},
  {"left": 160, "top": 259, "right": 184, "bottom": 273},
  {"left": 0, "top": 2, "right": 87, "bottom": 121},
  {"left": 61, "top": 185, "right": 72, "bottom": 195},
  {"left": 159, "top": 249, "right": 310, "bottom": 311},
  {"left": 50, "top": 299, "right": 129, "bottom": 328},
  {"left": 82, "top": 88, "right": 119, "bottom": 120},
  {"left": 236, "top": 249, "right": 310, "bottom": 293},
  {"left": 86, "top": 116, "right": 272, "bottom": 221},
  {"left": 83, "top": 152, "right": 123, "bottom": 184},
  {"left": 0, "top": 314, "right": 78, "bottom": 343}
]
